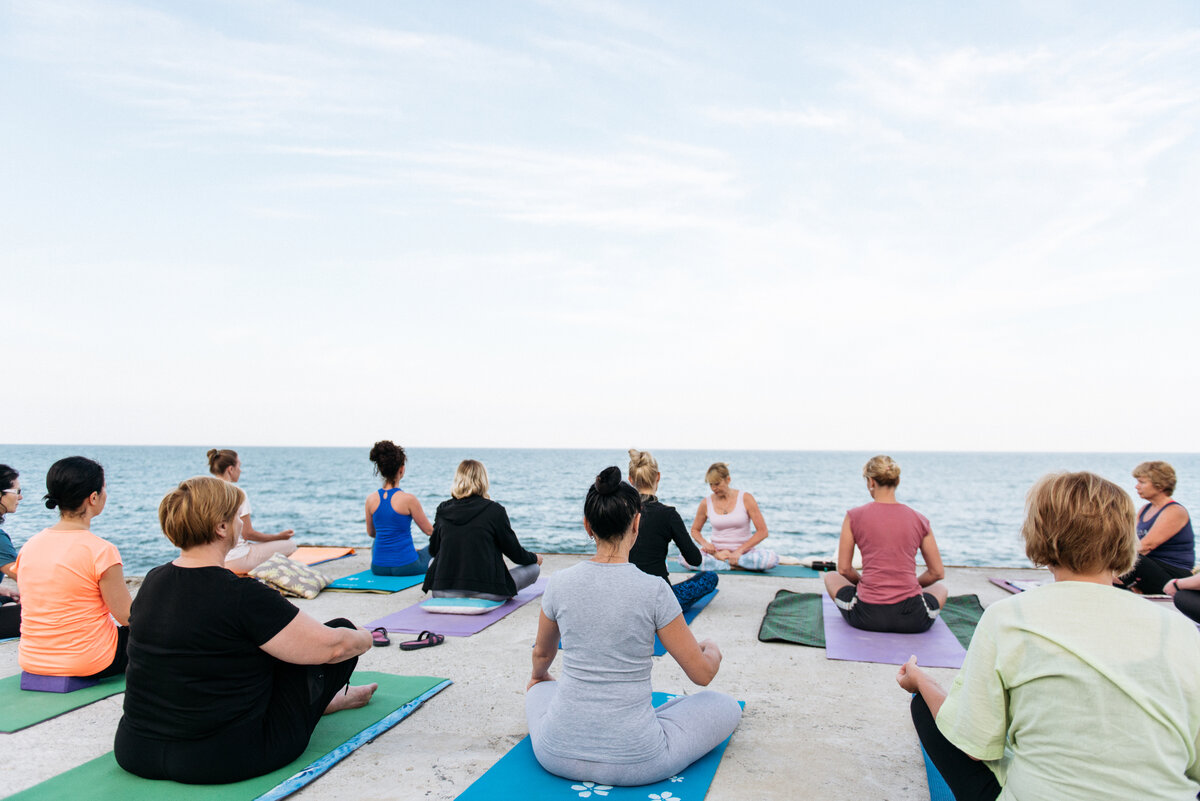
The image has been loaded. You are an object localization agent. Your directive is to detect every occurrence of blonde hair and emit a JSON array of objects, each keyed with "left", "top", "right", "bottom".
[
  {"left": 705, "top": 462, "right": 730, "bottom": 484},
  {"left": 628, "top": 449, "right": 659, "bottom": 492},
  {"left": 1021, "top": 471, "right": 1136, "bottom": 575},
  {"left": 451, "top": 460, "right": 490, "bottom": 499},
  {"left": 159, "top": 476, "right": 245, "bottom": 550},
  {"left": 1133, "top": 461, "right": 1177, "bottom": 496},
  {"left": 206, "top": 448, "right": 238, "bottom": 476},
  {"left": 863, "top": 455, "right": 901, "bottom": 487}
]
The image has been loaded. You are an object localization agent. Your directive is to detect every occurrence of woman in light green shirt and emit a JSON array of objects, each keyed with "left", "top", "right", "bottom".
[{"left": 897, "top": 472, "right": 1200, "bottom": 801}]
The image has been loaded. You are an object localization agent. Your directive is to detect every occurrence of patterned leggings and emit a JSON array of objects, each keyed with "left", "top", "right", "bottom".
[{"left": 680, "top": 548, "right": 779, "bottom": 572}]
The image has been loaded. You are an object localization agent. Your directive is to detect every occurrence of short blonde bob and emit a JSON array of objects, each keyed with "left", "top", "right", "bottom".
[
  {"left": 451, "top": 459, "right": 490, "bottom": 499},
  {"left": 628, "top": 449, "right": 659, "bottom": 492},
  {"left": 863, "top": 455, "right": 901, "bottom": 487},
  {"left": 1133, "top": 461, "right": 1177, "bottom": 496},
  {"left": 705, "top": 462, "right": 730, "bottom": 484},
  {"left": 1021, "top": 471, "right": 1136, "bottom": 576},
  {"left": 159, "top": 476, "right": 246, "bottom": 550}
]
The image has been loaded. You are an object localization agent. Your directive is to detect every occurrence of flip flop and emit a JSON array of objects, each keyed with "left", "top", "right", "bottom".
[
  {"left": 371, "top": 627, "right": 391, "bottom": 647},
  {"left": 400, "top": 630, "right": 444, "bottom": 651}
]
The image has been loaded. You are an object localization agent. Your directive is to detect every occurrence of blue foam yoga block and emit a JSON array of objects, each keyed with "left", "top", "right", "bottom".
[{"left": 20, "top": 672, "right": 100, "bottom": 693}]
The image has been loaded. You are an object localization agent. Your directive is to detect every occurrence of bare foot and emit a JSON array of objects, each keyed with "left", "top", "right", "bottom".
[{"left": 324, "top": 682, "right": 378, "bottom": 715}]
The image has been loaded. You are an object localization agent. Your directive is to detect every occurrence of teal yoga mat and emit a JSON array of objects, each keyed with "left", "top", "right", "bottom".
[
  {"left": 7, "top": 673, "right": 449, "bottom": 800},
  {"left": 921, "top": 744, "right": 955, "bottom": 801},
  {"left": 455, "top": 693, "right": 742, "bottom": 800},
  {"left": 668, "top": 562, "right": 819, "bottom": 578},
  {"left": 0, "top": 673, "right": 126, "bottom": 733},
  {"left": 325, "top": 570, "right": 425, "bottom": 593}
]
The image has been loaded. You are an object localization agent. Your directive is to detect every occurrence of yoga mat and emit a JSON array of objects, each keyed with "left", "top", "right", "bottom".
[
  {"left": 654, "top": 589, "right": 718, "bottom": 657},
  {"left": 456, "top": 692, "right": 742, "bottom": 801},
  {"left": 822, "top": 595, "right": 966, "bottom": 668},
  {"left": 7, "top": 672, "right": 449, "bottom": 800},
  {"left": 0, "top": 673, "right": 126, "bottom": 733},
  {"left": 326, "top": 570, "right": 425, "bottom": 593},
  {"left": 988, "top": 577, "right": 1049, "bottom": 594},
  {"left": 757, "top": 592, "right": 984, "bottom": 651},
  {"left": 669, "top": 562, "right": 819, "bottom": 578},
  {"left": 290, "top": 547, "right": 355, "bottom": 566},
  {"left": 368, "top": 577, "right": 547, "bottom": 637},
  {"left": 921, "top": 744, "right": 955, "bottom": 801}
]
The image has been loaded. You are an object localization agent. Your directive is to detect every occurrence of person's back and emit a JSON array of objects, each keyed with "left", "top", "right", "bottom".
[
  {"left": 848, "top": 502, "right": 928, "bottom": 604},
  {"left": 372, "top": 489, "right": 417, "bottom": 566},
  {"left": 937, "top": 582, "right": 1200, "bottom": 799}
]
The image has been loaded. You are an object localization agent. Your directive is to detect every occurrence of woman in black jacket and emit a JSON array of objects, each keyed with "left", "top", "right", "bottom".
[
  {"left": 627, "top": 449, "right": 717, "bottom": 611},
  {"left": 422, "top": 460, "right": 541, "bottom": 600}
]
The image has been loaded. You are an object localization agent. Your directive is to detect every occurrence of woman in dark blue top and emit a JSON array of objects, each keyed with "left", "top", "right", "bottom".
[
  {"left": 1115, "top": 460, "right": 1194, "bottom": 595},
  {"left": 365, "top": 442, "right": 433, "bottom": 576}
]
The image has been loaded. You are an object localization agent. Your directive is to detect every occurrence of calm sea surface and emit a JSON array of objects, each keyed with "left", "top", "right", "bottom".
[{"left": 1, "top": 446, "right": 1196, "bottom": 576}]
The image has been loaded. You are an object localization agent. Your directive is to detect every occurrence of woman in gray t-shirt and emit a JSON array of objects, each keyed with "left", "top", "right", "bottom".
[{"left": 526, "top": 467, "right": 742, "bottom": 786}]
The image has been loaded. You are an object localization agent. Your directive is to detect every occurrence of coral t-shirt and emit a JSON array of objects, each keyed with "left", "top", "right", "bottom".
[
  {"left": 847, "top": 502, "right": 931, "bottom": 605},
  {"left": 16, "top": 528, "right": 122, "bottom": 676}
]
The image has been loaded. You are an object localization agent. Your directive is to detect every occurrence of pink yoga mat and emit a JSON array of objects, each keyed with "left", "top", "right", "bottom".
[
  {"left": 821, "top": 595, "right": 966, "bottom": 669},
  {"left": 367, "top": 578, "right": 547, "bottom": 637}
]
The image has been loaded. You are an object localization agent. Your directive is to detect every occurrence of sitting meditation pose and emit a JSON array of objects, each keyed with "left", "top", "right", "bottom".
[
  {"left": 685, "top": 462, "right": 779, "bottom": 571},
  {"left": 207, "top": 448, "right": 296, "bottom": 573},
  {"left": 1114, "top": 460, "right": 1194, "bottom": 595},
  {"left": 366, "top": 440, "right": 433, "bottom": 576},
  {"left": 115, "top": 476, "right": 376, "bottom": 784},
  {"left": 1165, "top": 571, "right": 1200, "bottom": 624},
  {"left": 526, "top": 466, "right": 742, "bottom": 786},
  {"left": 422, "top": 459, "right": 541, "bottom": 600},
  {"left": 898, "top": 471, "right": 1200, "bottom": 801},
  {"left": 17, "top": 456, "right": 131, "bottom": 678},
  {"left": 823, "top": 455, "right": 947, "bottom": 633},
  {"left": 0, "top": 464, "right": 22, "bottom": 639},
  {"left": 627, "top": 449, "right": 718, "bottom": 611}
]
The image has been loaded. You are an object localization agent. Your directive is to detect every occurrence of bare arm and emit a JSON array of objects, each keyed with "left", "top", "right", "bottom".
[
  {"left": 658, "top": 614, "right": 722, "bottom": 685},
  {"left": 528, "top": 610, "right": 559, "bottom": 689},
  {"left": 98, "top": 564, "right": 132, "bottom": 626},
  {"left": 896, "top": 656, "right": 950, "bottom": 718},
  {"left": 837, "top": 514, "right": 861, "bottom": 585},
  {"left": 260, "top": 611, "right": 373, "bottom": 664},
  {"left": 365, "top": 495, "right": 377, "bottom": 539},
  {"left": 397, "top": 493, "right": 434, "bottom": 537},
  {"left": 1139, "top": 505, "right": 1189, "bottom": 554},
  {"left": 0, "top": 561, "right": 15, "bottom": 582},
  {"left": 690, "top": 501, "right": 715, "bottom": 554},
  {"left": 240, "top": 514, "right": 294, "bottom": 543},
  {"left": 917, "top": 532, "right": 946, "bottom": 587},
  {"left": 1165, "top": 573, "right": 1200, "bottom": 595}
]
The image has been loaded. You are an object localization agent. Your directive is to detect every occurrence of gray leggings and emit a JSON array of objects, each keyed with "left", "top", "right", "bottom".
[
  {"left": 432, "top": 563, "right": 540, "bottom": 601},
  {"left": 525, "top": 682, "right": 742, "bottom": 786}
]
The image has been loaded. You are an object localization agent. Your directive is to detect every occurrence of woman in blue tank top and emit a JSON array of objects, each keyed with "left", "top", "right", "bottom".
[
  {"left": 1115, "top": 460, "right": 1194, "bottom": 595},
  {"left": 365, "top": 441, "right": 433, "bottom": 576}
]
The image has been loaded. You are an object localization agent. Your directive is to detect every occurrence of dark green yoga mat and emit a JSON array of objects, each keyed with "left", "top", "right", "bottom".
[
  {"left": 0, "top": 673, "right": 126, "bottom": 733},
  {"left": 757, "top": 591, "right": 985, "bottom": 649},
  {"left": 7, "top": 672, "right": 448, "bottom": 800}
]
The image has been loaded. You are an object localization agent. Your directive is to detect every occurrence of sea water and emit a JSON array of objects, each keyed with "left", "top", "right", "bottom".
[{"left": 1, "top": 445, "right": 1195, "bottom": 576}]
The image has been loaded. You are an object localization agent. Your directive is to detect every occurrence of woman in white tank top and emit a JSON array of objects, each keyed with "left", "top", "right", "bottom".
[{"left": 683, "top": 462, "right": 778, "bottom": 572}]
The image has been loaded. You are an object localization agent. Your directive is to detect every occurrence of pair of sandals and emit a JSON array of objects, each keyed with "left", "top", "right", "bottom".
[{"left": 371, "top": 627, "right": 444, "bottom": 651}]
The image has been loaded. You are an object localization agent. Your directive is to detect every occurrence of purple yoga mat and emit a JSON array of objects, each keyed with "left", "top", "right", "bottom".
[
  {"left": 821, "top": 595, "right": 966, "bottom": 669},
  {"left": 367, "top": 578, "right": 548, "bottom": 637}
]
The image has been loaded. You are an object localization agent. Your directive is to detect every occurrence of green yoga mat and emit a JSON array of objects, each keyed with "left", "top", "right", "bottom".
[
  {"left": 757, "top": 591, "right": 985, "bottom": 649},
  {"left": 0, "top": 673, "right": 126, "bottom": 733},
  {"left": 668, "top": 563, "right": 820, "bottom": 578},
  {"left": 7, "top": 672, "right": 449, "bottom": 800}
]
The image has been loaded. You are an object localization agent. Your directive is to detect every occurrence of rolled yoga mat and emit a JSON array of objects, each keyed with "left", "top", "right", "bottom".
[
  {"left": 368, "top": 577, "right": 547, "bottom": 637},
  {"left": 668, "top": 563, "right": 819, "bottom": 578},
  {"left": 6, "top": 672, "right": 450, "bottom": 801},
  {"left": 325, "top": 570, "right": 426, "bottom": 593},
  {"left": 289, "top": 547, "right": 356, "bottom": 566},
  {"left": 455, "top": 692, "right": 743, "bottom": 801},
  {"left": 0, "top": 673, "right": 126, "bottom": 733},
  {"left": 821, "top": 595, "right": 966, "bottom": 668}
]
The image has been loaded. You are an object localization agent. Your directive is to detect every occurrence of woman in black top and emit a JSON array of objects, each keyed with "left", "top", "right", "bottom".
[
  {"left": 423, "top": 460, "right": 542, "bottom": 600},
  {"left": 115, "top": 476, "right": 377, "bottom": 785},
  {"left": 627, "top": 449, "right": 717, "bottom": 611}
]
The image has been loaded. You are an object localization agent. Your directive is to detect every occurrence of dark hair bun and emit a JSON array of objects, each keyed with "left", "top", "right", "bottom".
[
  {"left": 45, "top": 496, "right": 59, "bottom": 510},
  {"left": 369, "top": 440, "right": 407, "bottom": 480},
  {"left": 594, "top": 466, "right": 623, "bottom": 496}
]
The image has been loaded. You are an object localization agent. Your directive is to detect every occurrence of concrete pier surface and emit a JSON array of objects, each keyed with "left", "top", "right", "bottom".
[{"left": 0, "top": 554, "right": 1050, "bottom": 800}]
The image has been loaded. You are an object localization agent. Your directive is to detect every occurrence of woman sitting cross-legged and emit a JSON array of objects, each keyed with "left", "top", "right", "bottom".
[
  {"left": 627, "top": 449, "right": 717, "bottom": 611},
  {"left": 366, "top": 441, "right": 434, "bottom": 577},
  {"left": 1164, "top": 572, "right": 1200, "bottom": 625},
  {"left": 526, "top": 466, "right": 742, "bottom": 786},
  {"left": 898, "top": 471, "right": 1200, "bottom": 801},
  {"left": 823, "top": 455, "right": 948, "bottom": 633},
  {"left": 685, "top": 462, "right": 778, "bottom": 572},
  {"left": 421, "top": 459, "right": 542, "bottom": 600},
  {"left": 115, "top": 476, "right": 377, "bottom": 785},
  {"left": 1114, "top": 460, "right": 1194, "bottom": 595}
]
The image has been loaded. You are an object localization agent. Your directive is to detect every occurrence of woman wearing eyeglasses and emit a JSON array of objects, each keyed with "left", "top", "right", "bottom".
[{"left": 0, "top": 464, "right": 21, "bottom": 639}]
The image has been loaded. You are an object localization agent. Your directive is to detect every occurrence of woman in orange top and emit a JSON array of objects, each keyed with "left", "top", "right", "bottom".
[{"left": 16, "top": 456, "right": 132, "bottom": 678}]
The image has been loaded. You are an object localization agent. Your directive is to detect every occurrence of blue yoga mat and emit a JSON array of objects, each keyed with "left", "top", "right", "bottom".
[
  {"left": 325, "top": 570, "right": 425, "bottom": 593},
  {"left": 455, "top": 692, "right": 742, "bottom": 800},
  {"left": 654, "top": 589, "right": 718, "bottom": 657},
  {"left": 668, "top": 563, "right": 819, "bottom": 578},
  {"left": 921, "top": 744, "right": 955, "bottom": 801}
]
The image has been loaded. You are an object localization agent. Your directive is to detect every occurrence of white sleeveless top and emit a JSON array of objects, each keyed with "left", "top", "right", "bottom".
[{"left": 706, "top": 491, "right": 753, "bottom": 550}]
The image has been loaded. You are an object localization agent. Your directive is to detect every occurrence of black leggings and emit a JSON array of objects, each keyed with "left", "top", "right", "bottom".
[
  {"left": 1175, "top": 589, "right": 1200, "bottom": 625},
  {"left": 1115, "top": 555, "right": 1192, "bottom": 595},
  {"left": 85, "top": 626, "right": 130, "bottom": 679},
  {"left": 0, "top": 598, "right": 19, "bottom": 640},
  {"left": 911, "top": 694, "right": 1000, "bottom": 801},
  {"left": 115, "top": 618, "right": 359, "bottom": 785}
]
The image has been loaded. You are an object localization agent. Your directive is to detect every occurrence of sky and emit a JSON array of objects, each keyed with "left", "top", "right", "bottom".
[{"left": 2, "top": 1, "right": 1198, "bottom": 452}]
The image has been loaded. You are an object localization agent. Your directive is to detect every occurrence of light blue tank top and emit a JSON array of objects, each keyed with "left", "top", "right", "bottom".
[{"left": 372, "top": 488, "right": 417, "bottom": 567}]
